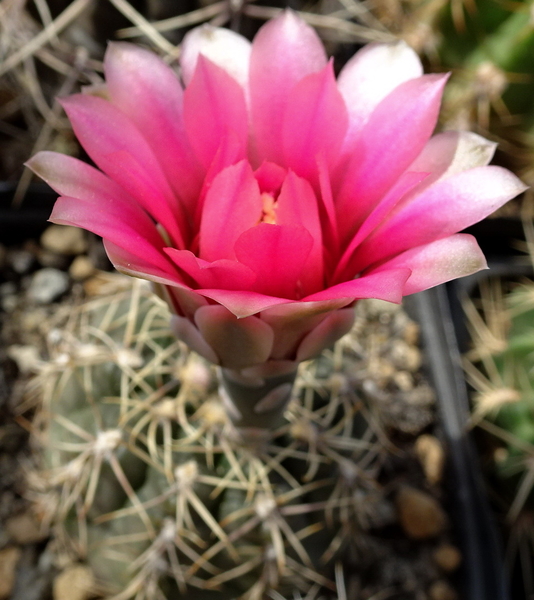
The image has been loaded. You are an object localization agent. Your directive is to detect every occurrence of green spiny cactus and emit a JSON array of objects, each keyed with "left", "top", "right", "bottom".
[
  {"left": 463, "top": 234, "right": 534, "bottom": 524},
  {"left": 369, "top": 0, "right": 533, "bottom": 197},
  {"left": 462, "top": 226, "right": 534, "bottom": 596},
  {"left": 24, "top": 275, "right": 437, "bottom": 600},
  {"left": 423, "top": 0, "right": 534, "bottom": 190}
]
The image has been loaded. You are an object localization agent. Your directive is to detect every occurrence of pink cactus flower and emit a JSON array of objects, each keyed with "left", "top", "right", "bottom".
[{"left": 27, "top": 12, "right": 525, "bottom": 378}]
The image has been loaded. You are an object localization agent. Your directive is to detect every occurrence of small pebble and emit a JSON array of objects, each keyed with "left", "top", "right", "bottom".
[
  {"left": 53, "top": 564, "right": 94, "bottom": 600},
  {"left": 37, "top": 249, "right": 70, "bottom": 270},
  {"left": 389, "top": 340, "right": 422, "bottom": 372},
  {"left": 9, "top": 250, "right": 34, "bottom": 274},
  {"left": 403, "top": 320, "right": 420, "bottom": 345},
  {"left": 5, "top": 511, "right": 48, "bottom": 545},
  {"left": 396, "top": 486, "right": 448, "bottom": 539},
  {"left": 0, "top": 282, "right": 16, "bottom": 297},
  {"left": 69, "top": 256, "right": 95, "bottom": 281},
  {"left": 1, "top": 296, "right": 17, "bottom": 312},
  {"left": 0, "top": 282, "right": 18, "bottom": 312},
  {"left": 415, "top": 434, "right": 445, "bottom": 485},
  {"left": 367, "top": 357, "right": 395, "bottom": 386},
  {"left": 0, "top": 547, "right": 21, "bottom": 599},
  {"left": 41, "top": 225, "right": 87, "bottom": 255},
  {"left": 428, "top": 580, "right": 458, "bottom": 600},
  {"left": 432, "top": 543, "right": 462, "bottom": 572},
  {"left": 393, "top": 370, "right": 414, "bottom": 391},
  {"left": 27, "top": 268, "right": 69, "bottom": 304}
]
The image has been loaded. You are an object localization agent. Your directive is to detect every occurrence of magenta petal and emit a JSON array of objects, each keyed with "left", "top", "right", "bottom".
[
  {"left": 195, "top": 131, "right": 246, "bottom": 229},
  {"left": 234, "top": 223, "right": 314, "bottom": 299},
  {"left": 353, "top": 166, "right": 527, "bottom": 270},
  {"left": 276, "top": 171, "right": 323, "bottom": 294},
  {"left": 51, "top": 196, "right": 175, "bottom": 275},
  {"left": 165, "top": 248, "right": 256, "bottom": 290},
  {"left": 170, "top": 314, "right": 219, "bottom": 364},
  {"left": 180, "top": 25, "right": 251, "bottom": 89},
  {"left": 254, "top": 161, "right": 287, "bottom": 194},
  {"left": 249, "top": 10, "right": 327, "bottom": 162},
  {"left": 166, "top": 285, "right": 209, "bottom": 320},
  {"left": 335, "top": 74, "right": 448, "bottom": 243},
  {"left": 103, "top": 240, "right": 185, "bottom": 286},
  {"left": 183, "top": 56, "right": 248, "bottom": 170},
  {"left": 409, "top": 131, "right": 497, "bottom": 184},
  {"left": 199, "top": 161, "right": 262, "bottom": 262},
  {"left": 260, "top": 297, "right": 355, "bottom": 358},
  {"left": 337, "top": 41, "right": 422, "bottom": 149},
  {"left": 60, "top": 94, "right": 185, "bottom": 247},
  {"left": 196, "top": 289, "right": 291, "bottom": 318},
  {"left": 296, "top": 308, "right": 355, "bottom": 361},
  {"left": 317, "top": 155, "right": 340, "bottom": 258},
  {"left": 333, "top": 170, "right": 428, "bottom": 283},
  {"left": 102, "top": 150, "right": 186, "bottom": 249},
  {"left": 282, "top": 62, "right": 348, "bottom": 178},
  {"left": 261, "top": 302, "right": 327, "bottom": 360},
  {"left": 260, "top": 311, "right": 327, "bottom": 360},
  {"left": 104, "top": 42, "right": 202, "bottom": 213},
  {"left": 302, "top": 268, "right": 411, "bottom": 304},
  {"left": 373, "top": 234, "right": 488, "bottom": 295},
  {"left": 260, "top": 298, "right": 353, "bottom": 360},
  {"left": 195, "top": 305, "right": 274, "bottom": 369},
  {"left": 261, "top": 297, "right": 353, "bottom": 321},
  {"left": 28, "top": 151, "right": 131, "bottom": 204},
  {"left": 26, "top": 152, "right": 164, "bottom": 250}
]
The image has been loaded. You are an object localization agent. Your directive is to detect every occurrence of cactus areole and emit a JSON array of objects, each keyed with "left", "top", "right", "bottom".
[{"left": 27, "top": 11, "right": 525, "bottom": 434}]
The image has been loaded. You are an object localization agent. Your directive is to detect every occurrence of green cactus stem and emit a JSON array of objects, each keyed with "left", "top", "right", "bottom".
[{"left": 219, "top": 368, "right": 298, "bottom": 437}]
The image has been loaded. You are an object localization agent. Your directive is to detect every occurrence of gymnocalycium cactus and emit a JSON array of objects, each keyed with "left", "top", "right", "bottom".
[
  {"left": 24, "top": 9, "right": 526, "bottom": 599},
  {"left": 28, "top": 275, "right": 435, "bottom": 599}
]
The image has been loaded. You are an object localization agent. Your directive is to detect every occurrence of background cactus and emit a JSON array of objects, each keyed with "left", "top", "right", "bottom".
[
  {"left": 461, "top": 217, "right": 534, "bottom": 596},
  {"left": 22, "top": 273, "right": 451, "bottom": 600}
]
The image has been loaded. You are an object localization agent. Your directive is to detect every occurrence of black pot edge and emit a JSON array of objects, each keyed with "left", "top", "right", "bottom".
[
  {"left": 408, "top": 286, "right": 509, "bottom": 600},
  {"left": 0, "top": 182, "right": 57, "bottom": 246}
]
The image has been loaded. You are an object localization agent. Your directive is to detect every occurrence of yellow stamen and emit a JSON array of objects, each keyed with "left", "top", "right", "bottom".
[{"left": 261, "top": 193, "right": 277, "bottom": 224}]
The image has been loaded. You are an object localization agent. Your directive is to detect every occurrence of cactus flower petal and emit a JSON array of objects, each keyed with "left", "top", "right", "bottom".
[
  {"left": 29, "top": 11, "right": 525, "bottom": 372},
  {"left": 335, "top": 74, "right": 450, "bottom": 242},
  {"left": 249, "top": 10, "right": 327, "bottom": 162},
  {"left": 410, "top": 130, "right": 497, "bottom": 182},
  {"left": 104, "top": 42, "right": 202, "bottom": 211},
  {"left": 181, "top": 24, "right": 251, "bottom": 89},
  {"left": 183, "top": 56, "right": 248, "bottom": 170},
  {"left": 373, "top": 234, "right": 488, "bottom": 295},
  {"left": 337, "top": 40, "right": 423, "bottom": 148},
  {"left": 195, "top": 305, "right": 275, "bottom": 369},
  {"left": 296, "top": 308, "right": 356, "bottom": 361},
  {"left": 352, "top": 166, "right": 527, "bottom": 271}
]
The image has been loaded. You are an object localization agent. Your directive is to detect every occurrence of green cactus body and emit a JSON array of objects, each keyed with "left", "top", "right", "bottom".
[
  {"left": 436, "top": 0, "right": 534, "bottom": 155},
  {"left": 27, "top": 277, "right": 434, "bottom": 599},
  {"left": 466, "top": 276, "right": 534, "bottom": 514}
]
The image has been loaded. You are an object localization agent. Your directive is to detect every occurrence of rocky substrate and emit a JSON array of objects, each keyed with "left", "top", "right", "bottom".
[{"left": 0, "top": 224, "right": 462, "bottom": 600}]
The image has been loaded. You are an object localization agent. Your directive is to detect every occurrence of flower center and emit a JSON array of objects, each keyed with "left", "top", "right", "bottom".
[{"left": 260, "top": 193, "right": 277, "bottom": 224}]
